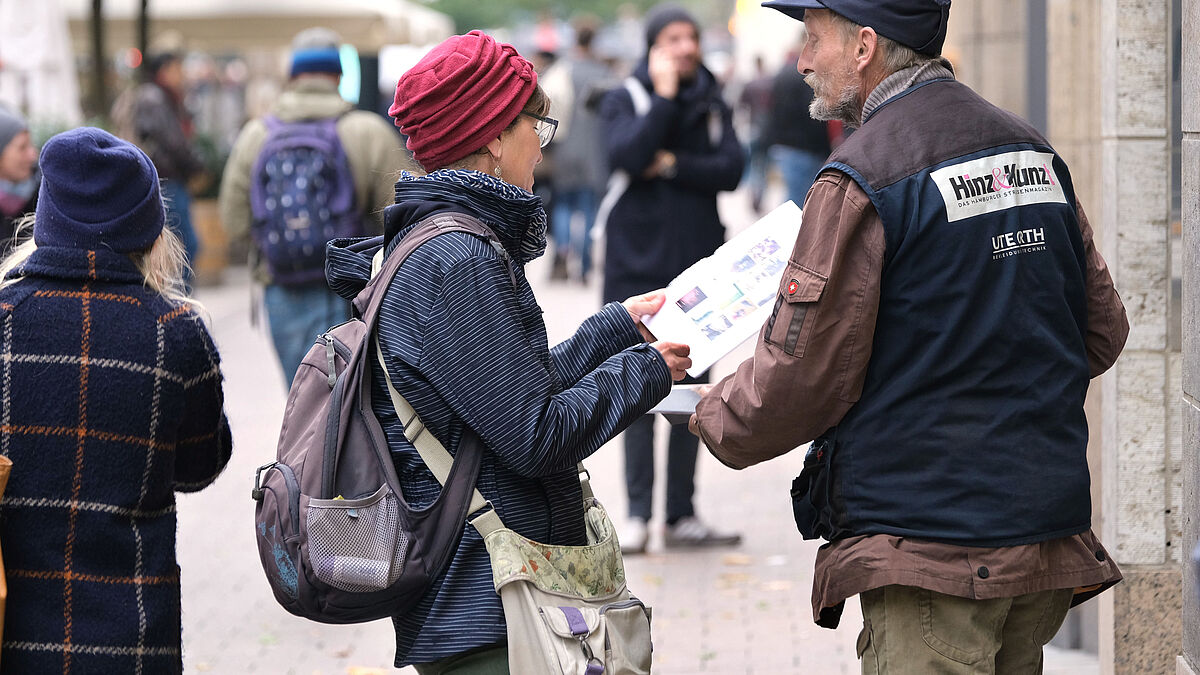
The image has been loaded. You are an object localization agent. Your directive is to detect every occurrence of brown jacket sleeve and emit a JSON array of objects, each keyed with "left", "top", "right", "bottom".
[
  {"left": 691, "top": 172, "right": 885, "bottom": 469},
  {"left": 1075, "top": 200, "right": 1128, "bottom": 376}
]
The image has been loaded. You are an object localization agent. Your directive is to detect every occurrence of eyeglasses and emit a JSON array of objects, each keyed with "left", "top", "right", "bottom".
[{"left": 521, "top": 111, "right": 559, "bottom": 148}]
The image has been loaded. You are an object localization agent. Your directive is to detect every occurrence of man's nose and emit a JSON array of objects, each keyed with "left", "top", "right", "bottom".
[{"left": 795, "top": 52, "right": 813, "bottom": 76}]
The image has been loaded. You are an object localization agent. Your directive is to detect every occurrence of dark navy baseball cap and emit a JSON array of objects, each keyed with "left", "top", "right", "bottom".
[{"left": 762, "top": 0, "right": 951, "bottom": 56}]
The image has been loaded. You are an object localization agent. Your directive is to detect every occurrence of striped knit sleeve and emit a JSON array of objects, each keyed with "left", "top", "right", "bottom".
[
  {"left": 172, "top": 315, "right": 233, "bottom": 492},
  {"left": 548, "top": 302, "right": 643, "bottom": 387},
  {"left": 419, "top": 258, "right": 672, "bottom": 477}
]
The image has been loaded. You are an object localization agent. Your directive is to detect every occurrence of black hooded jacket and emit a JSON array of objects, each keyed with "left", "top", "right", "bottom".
[{"left": 599, "top": 60, "right": 743, "bottom": 303}]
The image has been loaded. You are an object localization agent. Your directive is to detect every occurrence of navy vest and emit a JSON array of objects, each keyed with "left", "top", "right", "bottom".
[{"left": 818, "top": 79, "right": 1092, "bottom": 547}]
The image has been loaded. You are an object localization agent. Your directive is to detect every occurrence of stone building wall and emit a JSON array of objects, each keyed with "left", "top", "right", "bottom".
[{"left": 1180, "top": 0, "right": 1199, "bottom": 671}]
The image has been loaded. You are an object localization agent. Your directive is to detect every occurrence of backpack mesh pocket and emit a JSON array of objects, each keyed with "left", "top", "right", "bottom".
[{"left": 307, "top": 485, "right": 409, "bottom": 593}]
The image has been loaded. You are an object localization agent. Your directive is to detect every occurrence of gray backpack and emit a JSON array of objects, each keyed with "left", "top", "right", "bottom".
[{"left": 251, "top": 213, "right": 501, "bottom": 623}]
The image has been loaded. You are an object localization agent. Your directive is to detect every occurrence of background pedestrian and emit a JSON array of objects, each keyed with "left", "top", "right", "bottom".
[
  {"left": 764, "top": 41, "right": 831, "bottom": 208},
  {"left": 219, "top": 27, "right": 402, "bottom": 384},
  {"left": 111, "top": 51, "right": 206, "bottom": 290},
  {"left": 0, "top": 126, "right": 232, "bottom": 674},
  {"left": 600, "top": 2, "right": 744, "bottom": 555},
  {"left": 541, "top": 16, "right": 615, "bottom": 283},
  {"left": 0, "top": 104, "right": 38, "bottom": 251}
]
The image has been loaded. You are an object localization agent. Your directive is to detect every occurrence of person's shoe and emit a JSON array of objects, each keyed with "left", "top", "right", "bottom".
[
  {"left": 549, "top": 253, "right": 569, "bottom": 281},
  {"left": 619, "top": 517, "right": 649, "bottom": 555},
  {"left": 664, "top": 516, "right": 742, "bottom": 549}
]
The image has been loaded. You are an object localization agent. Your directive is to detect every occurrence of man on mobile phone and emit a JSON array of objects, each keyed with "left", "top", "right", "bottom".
[{"left": 599, "top": 3, "right": 745, "bottom": 555}]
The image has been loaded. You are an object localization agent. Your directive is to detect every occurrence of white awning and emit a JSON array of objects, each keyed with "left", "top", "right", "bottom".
[
  {"left": 60, "top": 0, "right": 454, "bottom": 52},
  {"left": 0, "top": 0, "right": 84, "bottom": 127}
]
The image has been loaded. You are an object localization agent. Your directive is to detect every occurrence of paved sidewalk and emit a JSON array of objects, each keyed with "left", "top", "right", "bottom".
[{"left": 176, "top": 192, "right": 1099, "bottom": 674}]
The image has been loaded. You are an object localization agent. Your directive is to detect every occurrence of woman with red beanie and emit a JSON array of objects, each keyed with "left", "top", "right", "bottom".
[{"left": 323, "top": 30, "right": 690, "bottom": 672}]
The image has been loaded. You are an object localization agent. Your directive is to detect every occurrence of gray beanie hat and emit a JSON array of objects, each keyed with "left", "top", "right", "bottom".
[
  {"left": 0, "top": 104, "right": 28, "bottom": 153},
  {"left": 644, "top": 3, "right": 700, "bottom": 51}
]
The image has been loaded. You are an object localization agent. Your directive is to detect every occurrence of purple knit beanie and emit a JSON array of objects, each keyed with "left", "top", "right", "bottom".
[{"left": 34, "top": 127, "right": 164, "bottom": 254}]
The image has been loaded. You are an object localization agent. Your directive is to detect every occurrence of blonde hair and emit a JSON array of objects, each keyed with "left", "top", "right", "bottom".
[
  {"left": 0, "top": 216, "right": 36, "bottom": 293},
  {"left": 0, "top": 216, "right": 204, "bottom": 315}
]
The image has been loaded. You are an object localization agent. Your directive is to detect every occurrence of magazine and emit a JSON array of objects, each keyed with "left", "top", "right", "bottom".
[
  {"left": 646, "top": 384, "right": 705, "bottom": 424},
  {"left": 644, "top": 200, "right": 802, "bottom": 377}
]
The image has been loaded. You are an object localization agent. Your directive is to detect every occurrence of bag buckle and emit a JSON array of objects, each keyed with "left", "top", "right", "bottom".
[
  {"left": 251, "top": 461, "right": 277, "bottom": 502},
  {"left": 579, "top": 638, "right": 603, "bottom": 675},
  {"left": 467, "top": 499, "right": 495, "bottom": 521}
]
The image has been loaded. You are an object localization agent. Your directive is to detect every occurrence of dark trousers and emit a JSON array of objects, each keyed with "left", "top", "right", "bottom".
[{"left": 623, "top": 415, "right": 699, "bottom": 524}]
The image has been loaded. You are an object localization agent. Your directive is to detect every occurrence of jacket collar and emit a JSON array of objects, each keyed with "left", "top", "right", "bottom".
[
  {"left": 861, "top": 58, "right": 956, "bottom": 125},
  {"left": 10, "top": 246, "right": 147, "bottom": 285},
  {"left": 325, "top": 169, "right": 547, "bottom": 301},
  {"left": 390, "top": 169, "right": 546, "bottom": 265}
]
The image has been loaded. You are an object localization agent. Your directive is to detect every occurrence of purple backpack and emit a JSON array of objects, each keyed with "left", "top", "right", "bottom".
[
  {"left": 251, "top": 214, "right": 501, "bottom": 623},
  {"left": 250, "top": 115, "right": 366, "bottom": 285}
]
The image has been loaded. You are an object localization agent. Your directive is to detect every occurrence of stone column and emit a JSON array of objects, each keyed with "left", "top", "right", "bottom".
[
  {"left": 942, "top": 1, "right": 1029, "bottom": 118},
  {"left": 1098, "top": 1, "right": 1183, "bottom": 673},
  {"left": 1046, "top": 1, "right": 1104, "bottom": 653},
  {"left": 1180, "top": 0, "right": 1199, "bottom": 671}
]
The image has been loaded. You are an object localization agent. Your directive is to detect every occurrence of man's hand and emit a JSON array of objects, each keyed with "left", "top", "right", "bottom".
[
  {"left": 623, "top": 290, "right": 666, "bottom": 341},
  {"left": 648, "top": 45, "right": 679, "bottom": 99},
  {"left": 652, "top": 341, "right": 692, "bottom": 381},
  {"left": 641, "top": 150, "right": 677, "bottom": 180}
]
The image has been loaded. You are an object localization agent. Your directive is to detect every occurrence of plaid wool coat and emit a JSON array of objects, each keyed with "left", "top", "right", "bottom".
[{"left": 0, "top": 245, "right": 232, "bottom": 674}]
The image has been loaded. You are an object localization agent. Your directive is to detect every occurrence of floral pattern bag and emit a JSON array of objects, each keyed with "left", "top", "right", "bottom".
[{"left": 471, "top": 470, "right": 653, "bottom": 675}]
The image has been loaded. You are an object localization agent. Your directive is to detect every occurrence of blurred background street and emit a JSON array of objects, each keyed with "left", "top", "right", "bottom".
[{"left": 4, "top": 0, "right": 1196, "bottom": 672}]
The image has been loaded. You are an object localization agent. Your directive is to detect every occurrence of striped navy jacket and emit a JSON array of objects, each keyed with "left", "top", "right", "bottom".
[{"left": 326, "top": 189, "right": 671, "bottom": 666}]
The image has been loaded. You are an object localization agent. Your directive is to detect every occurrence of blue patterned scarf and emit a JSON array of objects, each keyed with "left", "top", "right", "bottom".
[{"left": 393, "top": 169, "right": 548, "bottom": 265}]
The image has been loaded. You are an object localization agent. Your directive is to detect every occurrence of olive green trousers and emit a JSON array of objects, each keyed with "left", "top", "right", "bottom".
[{"left": 857, "top": 585, "right": 1074, "bottom": 675}]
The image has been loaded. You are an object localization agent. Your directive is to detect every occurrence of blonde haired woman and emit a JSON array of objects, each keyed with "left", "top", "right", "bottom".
[{"left": 0, "top": 127, "right": 232, "bottom": 674}]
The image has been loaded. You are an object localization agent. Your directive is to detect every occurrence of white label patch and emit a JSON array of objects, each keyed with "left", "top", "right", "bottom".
[{"left": 929, "top": 151, "right": 1067, "bottom": 222}]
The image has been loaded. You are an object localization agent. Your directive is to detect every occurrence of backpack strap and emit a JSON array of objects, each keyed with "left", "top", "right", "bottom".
[
  {"left": 624, "top": 76, "right": 653, "bottom": 117},
  {"left": 593, "top": 77, "right": 655, "bottom": 240},
  {"left": 353, "top": 212, "right": 509, "bottom": 321},
  {"left": 362, "top": 212, "right": 508, "bottom": 521}
]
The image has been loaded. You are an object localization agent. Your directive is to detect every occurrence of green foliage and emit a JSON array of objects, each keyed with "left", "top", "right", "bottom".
[
  {"left": 191, "top": 133, "right": 227, "bottom": 200},
  {"left": 418, "top": 0, "right": 706, "bottom": 31}
]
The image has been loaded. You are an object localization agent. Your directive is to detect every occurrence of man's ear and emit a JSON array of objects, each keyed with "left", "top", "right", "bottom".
[{"left": 855, "top": 26, "right": 879, "bottom": 73}]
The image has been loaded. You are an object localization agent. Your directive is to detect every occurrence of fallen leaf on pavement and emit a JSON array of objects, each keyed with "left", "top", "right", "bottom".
[
  {"left": 721, "top": 553, "right": 754, "bottom": 566},
  {"left": 717, "top": 572, "right": 754, "bottom": 587}
]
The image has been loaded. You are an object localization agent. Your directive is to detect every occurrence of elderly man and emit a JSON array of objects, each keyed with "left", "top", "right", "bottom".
[{"left": 690, "top": 1, "right": 1129, "bottom": 672}]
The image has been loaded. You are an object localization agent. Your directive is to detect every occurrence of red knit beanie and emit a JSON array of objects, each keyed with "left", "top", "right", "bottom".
[{"left": 389, "top": 30, "right": 538, "bottom": 171}]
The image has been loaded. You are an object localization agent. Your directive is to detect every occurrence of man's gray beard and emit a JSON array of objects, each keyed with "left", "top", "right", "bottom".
[{"left": 807, "top": 76, "right": 863, "bottom": 128}]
